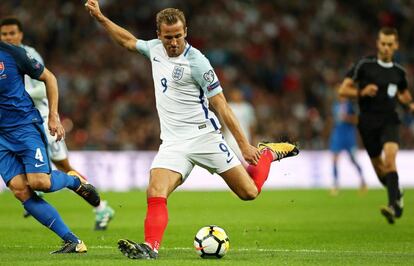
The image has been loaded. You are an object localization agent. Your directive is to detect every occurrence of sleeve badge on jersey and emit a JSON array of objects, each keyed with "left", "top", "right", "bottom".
[
  {"left": 172, "top": 66, "right": 184, "bottom": 81},
  {"left": 203, "top": 69, "right": 215, "bottom": 84},
  {"left": 207, "top": 81, "right": 220, "bottom": 91},
  {"left": 0, "top": 62, "right": 4, "bottom": 75}
]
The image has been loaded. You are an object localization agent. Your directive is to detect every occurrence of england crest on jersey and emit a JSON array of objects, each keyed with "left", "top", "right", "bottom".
[{"left": 172, "top": 66, "right": 184, "bottom": 81}]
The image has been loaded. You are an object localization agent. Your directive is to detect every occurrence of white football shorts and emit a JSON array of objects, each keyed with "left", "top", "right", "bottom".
[
  {"left": 151, "top": 130, "right": 241, "bottom": 180},
  {"left": 42, "top": 119, "right": 68, "bottom": 161}
]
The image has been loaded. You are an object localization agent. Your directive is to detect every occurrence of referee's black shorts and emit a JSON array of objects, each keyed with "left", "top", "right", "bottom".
[{"left": 357, "top": 113, "right": 400, "bottom": 158}]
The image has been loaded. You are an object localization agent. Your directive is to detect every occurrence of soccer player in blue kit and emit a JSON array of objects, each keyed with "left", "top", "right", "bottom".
[
  {"left": 329, "top": 94, "right": 366, "bottom": 195},
  {"left": 0, "top": 41, "right": 100, "bottom": 253},
  {"left": 0, "top": 17, "right": 115, "bottom": 231}
]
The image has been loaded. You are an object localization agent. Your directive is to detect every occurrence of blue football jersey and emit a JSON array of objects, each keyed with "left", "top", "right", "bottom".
[
  {"left": 330, "top": 99, "right": 357, "bottom": 152},
  {"left": 332, "top": 100, "right": 357, "bottom": 131},
  {"left": 0, "top": 42, "right": 44, "bottom": 128}
]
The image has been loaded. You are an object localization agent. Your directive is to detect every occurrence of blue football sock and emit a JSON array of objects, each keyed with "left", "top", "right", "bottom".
[
  {"left": 23, "top": 194, "right": 79, "bottom": 242},
  {"left": 348, "top": 153, "right": 363, "bottom": 176},
  {"left": 62, "top": 232, "right": 81, "bottom": 243},
  {"left": 48, "top": 170, "right": 80, "bottom": 192}
]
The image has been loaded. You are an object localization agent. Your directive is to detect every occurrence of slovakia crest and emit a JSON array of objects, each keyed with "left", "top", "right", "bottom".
[
  {"left": 0, "top": 62, "right": 4, "bottom": 75},
  {"left": 172, "top": 66, "right": 184, "bottom": 81}
]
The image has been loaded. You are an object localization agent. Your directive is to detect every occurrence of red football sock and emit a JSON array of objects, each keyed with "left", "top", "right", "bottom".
[
  {"left": 144, "top": 197, "right": 168, "bottom": 252},
  {"left": 246, "top": 149, "right": 273, "bottom": 193}
]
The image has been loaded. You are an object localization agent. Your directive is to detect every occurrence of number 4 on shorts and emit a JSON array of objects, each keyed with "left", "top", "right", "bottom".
[{"left": 35, "top": 148, "right": 44, "bottom": 162}]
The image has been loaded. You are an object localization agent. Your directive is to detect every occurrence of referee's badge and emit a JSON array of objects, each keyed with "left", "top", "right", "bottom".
[
  {"left": 387, "top": 83, "right": 397, "bottom": 97},
  {"left": 172, "top": 66, "right": 184, "bottom": 81}
]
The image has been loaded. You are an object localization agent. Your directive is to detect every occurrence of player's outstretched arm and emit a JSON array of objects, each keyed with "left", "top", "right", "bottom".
[
  {"left": 85, "top": 0, "right": 138, "bottom": 52},
  {"left": 37, "top": 68, "right": 65, "bottom": 141},
  {"left": 209, "top": 92, "right": 261, "bottom": 165}
]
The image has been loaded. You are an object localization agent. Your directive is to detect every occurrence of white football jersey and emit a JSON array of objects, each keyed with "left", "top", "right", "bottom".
[
  {"left": 136, "top": 39, "right": 222, "bottom": 141},
  {"left": 21, "top": 44, "right": 48, "bottom": 120}
]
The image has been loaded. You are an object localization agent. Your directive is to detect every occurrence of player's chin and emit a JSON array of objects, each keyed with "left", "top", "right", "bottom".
[{"left": 168, "top": 48, "right": 180, "bottom": 56}]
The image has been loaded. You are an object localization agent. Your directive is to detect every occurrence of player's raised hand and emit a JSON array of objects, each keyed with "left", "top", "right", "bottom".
[
  {"left": 241, "top": 144, "right": 261, "bottom": 165},
  {"left": 361, "top": 84, "right": 378, "bottom": 97},
  {"left": 84, "top": 0, "right": 103, "bottom": 20},
  {"left": 48, "top": 113, "right": 65, "bottom": 141}
]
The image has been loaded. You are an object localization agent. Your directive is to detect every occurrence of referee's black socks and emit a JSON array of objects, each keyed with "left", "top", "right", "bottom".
[
  {"left": 377, "top": 175, "right": 387, "bottom": 187},
  {"left": 384, "top": 171, "right": 400, "bottom": 207}
]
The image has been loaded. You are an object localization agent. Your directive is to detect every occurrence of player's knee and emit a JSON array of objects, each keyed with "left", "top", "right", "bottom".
[
  {"left": 237, "top": 187, "right": 258, "bottom": 201},
  {"left": 27, "top": 176, "right": 51, "bottom": 191},
  {"left": 10, "top": 186, "right": 31, "bottom": 202},
  {"left": 13, "top": 189, "right": 31, "bottom": 202},
  {"left": 7, "top": 177, "right": 31, "bottom": 202}
]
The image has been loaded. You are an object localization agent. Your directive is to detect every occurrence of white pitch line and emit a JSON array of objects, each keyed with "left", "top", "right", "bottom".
[{"left": 3, "top": 245, "right": 414, "bottom": 256}]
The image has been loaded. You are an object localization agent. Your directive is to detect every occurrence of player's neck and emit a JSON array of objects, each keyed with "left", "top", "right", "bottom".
[{"left": 377, "top": 54, "right": 392, "bottom": 63}]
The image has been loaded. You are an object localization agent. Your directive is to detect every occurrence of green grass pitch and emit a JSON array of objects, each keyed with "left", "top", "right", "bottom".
[{"left": 0, "top": 189, "right": 413, "bottom": 265}]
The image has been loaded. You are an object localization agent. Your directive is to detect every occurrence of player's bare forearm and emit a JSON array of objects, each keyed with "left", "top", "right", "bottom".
[
  {"left": 210, "top": 93, "right": 260, "bottom": 164},
  {"left": 98, "top": 16, "right": 137, "bottom": 51},
  {"left": 338, "top": 78, "right": 359, "bottom": 99},
  {"left": 38, "top": 68, "right": 59, "bottom": 117},
  {"left": 38, "top": 68, "right": 65, "bottom": 140},
  {"left": 223, "top": 108, "right": 250, "bottom": 148},
  {"left": 210, "top": 93, "right": 249, "bottom": 147},
  {"left": 85, "top": 0, "right": 137, "bottom": 51}
]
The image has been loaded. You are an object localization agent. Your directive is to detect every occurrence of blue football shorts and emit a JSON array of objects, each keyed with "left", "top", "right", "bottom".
[
  {"left": 0, "top": 122, "right": 51, "bottom": 185},
  {"left": 329, "top": 128, "right": 357, "bottom": 154}
]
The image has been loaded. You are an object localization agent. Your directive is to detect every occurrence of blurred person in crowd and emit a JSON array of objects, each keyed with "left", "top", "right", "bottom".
[
  {"left": 329, "top": 89, "right": 366, "bottom": 196},
  {"left": 0, "top": 40, "right": 101, "bottom": 253},
  {"left": 222, "top": 88, "right": 257, "bottom": 166},
  {"left": 86, "top": 0, "right": 299, "bottom": 259},
  {"left": 339, "top": 27, "right": 414, "bottom": 224},
  {"left": 0, "top": 17, "right": 114, "bottom": 231}
]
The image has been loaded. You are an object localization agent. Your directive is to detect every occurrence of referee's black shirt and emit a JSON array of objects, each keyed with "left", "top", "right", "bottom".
[{"left": 346, "top": 56, "right": 408, "bottom": 119}]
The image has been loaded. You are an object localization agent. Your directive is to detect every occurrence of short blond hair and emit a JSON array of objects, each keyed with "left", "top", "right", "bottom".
[{"left": 156, "top": 8, "right": 186, "bottom": 32}]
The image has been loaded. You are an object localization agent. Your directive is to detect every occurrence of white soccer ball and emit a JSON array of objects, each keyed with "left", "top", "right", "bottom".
[{"left": 193, "top": 225, "right": 230, "bottom": 259}]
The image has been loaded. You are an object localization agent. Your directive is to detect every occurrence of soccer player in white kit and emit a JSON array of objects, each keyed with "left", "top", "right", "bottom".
[
  {"left": 0, "top": 17, "right": 114, "bottom": 230},
  {"left": 86, "top": 0, "right": 299, "bottom": 259}
]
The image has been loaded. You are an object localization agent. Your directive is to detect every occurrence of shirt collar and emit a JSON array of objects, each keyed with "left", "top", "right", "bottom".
[{"left": 377, "top": 59, "right": 393, "bottom": 68}]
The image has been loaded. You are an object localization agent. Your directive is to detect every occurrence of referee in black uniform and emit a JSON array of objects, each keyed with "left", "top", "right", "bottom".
[{"left": 339, "top": 27, "right": 414, "bottom": 224}]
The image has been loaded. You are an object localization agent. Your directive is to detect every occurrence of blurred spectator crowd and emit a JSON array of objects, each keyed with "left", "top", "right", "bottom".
[{"left": 2, "top": 0, "right": 414, "bottom": 150}]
